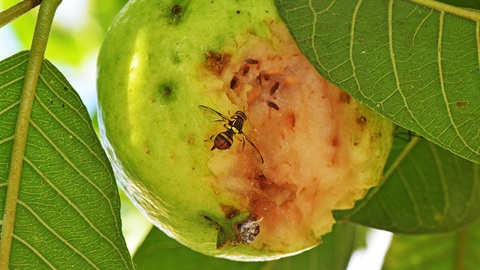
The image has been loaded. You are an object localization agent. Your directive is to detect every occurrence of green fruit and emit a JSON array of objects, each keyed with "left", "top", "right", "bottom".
[{"left": 97, "top": 0, "right": 394, "bottom": 261}]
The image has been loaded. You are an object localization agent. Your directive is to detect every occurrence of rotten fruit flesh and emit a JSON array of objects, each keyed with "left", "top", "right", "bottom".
[{"left": 97, "top": 0, "right": 394, "bottom": 261}]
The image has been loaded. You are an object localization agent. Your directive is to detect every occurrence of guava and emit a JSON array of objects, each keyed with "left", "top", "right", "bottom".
[{"left": 97, "top": 0, "right": 394, "bottom": 261}]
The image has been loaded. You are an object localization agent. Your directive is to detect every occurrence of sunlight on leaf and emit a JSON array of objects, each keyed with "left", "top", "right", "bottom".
[
  {"left": 133, "top": 222, "right": 358, "bottom": 270},
  {"left": 383, "top": 218, "right": 480, "bottom": 270},
  {"left": 335, "top": 128, "right": 480, "bottom": 233},
  {"left": 0, "top": 51, "right": 133, "bottom": 269},
  {"left": 275, "top": 0, "right": 480, "bottom": 164}
]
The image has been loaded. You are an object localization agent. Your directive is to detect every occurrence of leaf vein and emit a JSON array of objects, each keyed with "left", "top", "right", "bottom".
[
  {"left": 437, "top": 13, "right": 479, "bottom": 156},
  {"left": 350, "top": 0, "right": 376, "bottom": 104},
  {"left": 389, "top": 0, "right": 432, "bottom": 138},
  {"left": 379, "top": 195, "right": 398, "bottom": 229},
  {"left": 0, "top": 101, "right": 20, "bottom": 117},
  {"left": 23, "top": 157, "right": 130, "bottom": 268},
  {"left": 308, "top": 0, "right": 322, "bottom": 71},
  {"left": 16, "top": 199, "right": 100, "bottom": 270},
  {"left": 397, "top": 166, "right": 424, "bottom": 229},
  {"left": 0, "top": 135, "right": 14, "bottom": 147},
  {"left": 39, "top": 65, "right": 110, "bottom": 163},
  {"left": 427, "top": 141, "right": 450, "bottom": 218},
  {"left": 24, "top": 124, "right": 128, "bottom": 267},
  {"left": 0, "top": 76, "right": 24, "bottom": 91},
  {"left": 0, "top": 57, "right": 28, "bottom": 76},
  {"left": 477, "top": 22, "right": 480, "bottom": 74},
  {"left": 411, "top": 9, "right": 433, "bottom": 49},
  {"left": 12, "top": 233, "right": 58, "bottom": 270},
  {"left": 33, "top": 88, "right": 113, "bottom": 178}
]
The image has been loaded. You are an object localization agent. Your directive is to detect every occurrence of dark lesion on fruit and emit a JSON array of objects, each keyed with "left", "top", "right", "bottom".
[
  {"left": 168, "top": 4, "right": 184, "bottom": 24},
  {"left": 205, "top": 213, "right": 260, "bottom": 249},
  {"left": 205, "top": 51, "right": 231, "bottom": 75},
  {"left": 339, "top": 92, "right": 351, "bottom": 103},
  {"left": 356, "top": 116, "right": 367, "bottom": 127},
  {"left": 158, "top": 82, "right": 176, "bottom": 102},
  {"left": 256, "top": 172, "right": 267, "bottom": 181},
  {"left": 220, "top": 204, "right": 240, "bottom": 220},
  {"left": 242, "top": 65, "right": 250, "bottom": 75},
  {"left": 266, "top": 100, "right": 279, "bottom": 111},
  {"left": 163, "top": 86, "right": 172, "bottom": 95},
  {"left": 230, "top": 76, "right": 238, "bottom": 89},
  {"left": 269, "top": 81, "right": 280, "bottom": 96}
]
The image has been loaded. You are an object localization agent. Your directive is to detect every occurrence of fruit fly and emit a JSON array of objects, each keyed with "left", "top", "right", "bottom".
[{"left": 198, "top": 105, "right": 264, "bottom": 163}]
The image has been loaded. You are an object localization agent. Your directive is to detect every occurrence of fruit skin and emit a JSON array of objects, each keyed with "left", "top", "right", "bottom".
[{"left": 97, "top": 0, "right": 394, "bottom": 261}]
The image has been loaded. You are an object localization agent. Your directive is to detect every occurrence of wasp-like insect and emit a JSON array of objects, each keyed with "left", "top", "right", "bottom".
[{"left": 199, "top": 105, "right": 264, "bottom": 163}]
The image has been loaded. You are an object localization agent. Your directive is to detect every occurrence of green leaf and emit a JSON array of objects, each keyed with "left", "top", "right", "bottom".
[
  {"left": 275, "top": 0, "right": 480, "bottom": 164},
  {"left": 383, "top": 218, "right": 480, "bottom": 270},
  {"left": 133, "top": 222, "right": 358, "bottom": 270},
  {"left": 335, "top": 128, "right": 480, "bottom": 233},
  {"left": 0, "top": 51, "right": 133, "bottom": 269}
]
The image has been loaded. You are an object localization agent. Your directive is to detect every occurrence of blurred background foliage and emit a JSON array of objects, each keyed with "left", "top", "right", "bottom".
[
  {"left": 1, "top": 0, "right": 129, "bottom": 114},
  {"left": 2, "top": 0, "right": 128, "bottom": 65}
]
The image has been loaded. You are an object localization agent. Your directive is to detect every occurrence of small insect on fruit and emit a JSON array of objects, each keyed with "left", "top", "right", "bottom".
[{"left": 199, "top": 105, "right": 264, "bottom": 163}]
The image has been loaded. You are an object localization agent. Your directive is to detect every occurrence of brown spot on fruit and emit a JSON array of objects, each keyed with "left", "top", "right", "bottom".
[
  {"left": 169, "top": 4, "right": 183, "bottom": 24},
  {"left": 269, "top": 81, "right": 280, "bottom": 96},
  {"left": 205, "top": 51, "right": 231, "bottom": 75},
  {"left": 163, "top": 87, "right": 171, "bottom": 95},
  {"left": 339, "top": 92, "right": 351, "bottom": 103},
  {"left": 220, "top": 204, "right": 240, "bottom": 219},
  {"left": 230, "top": 76, "right": 238, "bottom": 89},
  {"left": 256, "top": 173, "right": 267, "bottom": 181},
  {"left": 172, "top": 4, "right": 182, "bottom": 15},
  {"left": 242, "top": 65, "right": 250, "bottom": 75},
  {"left": 266, "top": 100, "right": 279, "bottom": 111},
  {"left": 144, "top": 145, "right": 150, "bottom": 155},
  {"left": 287, "top": 112, "right": 296, "bottom": 129},
  {"left": 246, "top": 58, "right": 259, "bottom": 64},
  {"left": 187, "top": 136, "right": 195, "bottom": 145},
  {"left": 356, "top": 116, "right": 367, "bottom": 127},
  {"left": 332, "top": 136, "right": 339, "bottom": 147}
]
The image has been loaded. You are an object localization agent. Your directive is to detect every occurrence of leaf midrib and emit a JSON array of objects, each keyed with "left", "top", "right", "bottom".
[
  {"left": 0, "top": 1, "right": 62, "bottom": 268},
  {"left": 410, "top": 0, "right": 480, "bottom": 21}
]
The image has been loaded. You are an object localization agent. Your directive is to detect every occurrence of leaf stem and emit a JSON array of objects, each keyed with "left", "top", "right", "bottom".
[
  {"left": 0, "top": 0, "right": 42, "bottom": 28},
  {"left": 410, "top": 0, "right": 480, "bottom": 21},
  {"left": 0, "top": 0, "right": 62, "bottom": 269}
]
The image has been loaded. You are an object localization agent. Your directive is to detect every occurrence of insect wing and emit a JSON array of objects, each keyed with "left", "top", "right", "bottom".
[
  {"left": 198, "top": 105, "right": 229, "bottom": 123},
  {"left": 241, "top": 132, "right": 264, "bottom": 164}
]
